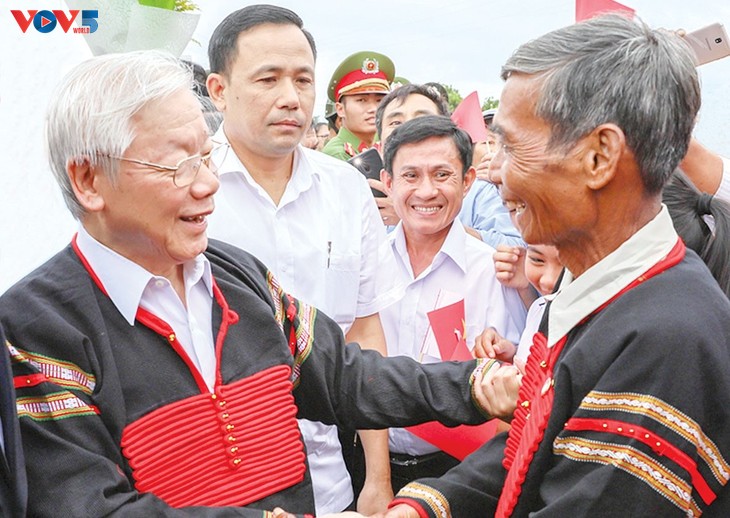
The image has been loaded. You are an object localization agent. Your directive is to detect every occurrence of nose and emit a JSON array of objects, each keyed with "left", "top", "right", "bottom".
[
  {"left": 414, "top": 175, "right": 438, "bottom": 198},
  {"left": 487, "top": 146, "right": 506, "bottom": 186},
  {"left": 277, "top": 78, "right": 301, "bottom": 111},
  {"left": 190, "top": 160, "right": 220, "bottom": 198}
]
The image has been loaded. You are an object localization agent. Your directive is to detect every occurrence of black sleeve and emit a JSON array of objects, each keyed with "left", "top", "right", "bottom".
[{"left": 283, "top": 293, "right": 493, "bottom": 430}]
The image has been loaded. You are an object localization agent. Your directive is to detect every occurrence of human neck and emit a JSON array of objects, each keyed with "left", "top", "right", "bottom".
[
  {"left": 232, "top": 143, "right": 295, "bottom": 206},
  {"left": 345, "top": 126, "right": 376, "bottom": 148},
  {"left": 404, "top": 225, "right": 450, "bottom": 278},
  {"left": 558, "top": 197, "right": 661, "bottom": 279}
]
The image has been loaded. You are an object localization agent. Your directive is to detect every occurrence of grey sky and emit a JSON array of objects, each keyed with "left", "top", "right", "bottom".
[
  {"left": 1, "top": 0, "right": 728, "bottom": 292},
  {"left": 184, "top": 0, "right": 730, "bottom": 151}
]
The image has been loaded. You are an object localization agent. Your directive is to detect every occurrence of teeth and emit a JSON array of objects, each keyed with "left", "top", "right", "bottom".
[
  {"left": 413, "top": 206, "right": 439, "bottom": 213},
  {"left": 503, "top": 201, "right": 526, "bottom": 215},
  {"left": 183, "top": 215, "right": 205, "bottom": 223}
]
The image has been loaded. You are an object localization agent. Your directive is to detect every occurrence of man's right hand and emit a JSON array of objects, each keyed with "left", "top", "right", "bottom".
[{"left": 367, "top": 504, "right": 420, "bottom": 518}]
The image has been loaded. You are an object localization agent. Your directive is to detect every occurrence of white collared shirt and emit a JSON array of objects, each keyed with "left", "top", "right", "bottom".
[
  {"left": 75, "top": 226, "right": 216, "bottom": 390},
  {"left": 381, "top": 222, "right": 526, "bottom": 456},
  {"left": 208, "top": 126, "right": 399, "bottom": 333},
  {"left": 547, "top": 206, "right": 678, "bottom": 347},
  {"left": 207, "top": 126, "right": 400, "bottom": 514}
]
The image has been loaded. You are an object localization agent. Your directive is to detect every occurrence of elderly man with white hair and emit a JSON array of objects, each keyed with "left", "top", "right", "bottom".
[{"left": 0, "top": 50, "right": 520, "bottom": 517}]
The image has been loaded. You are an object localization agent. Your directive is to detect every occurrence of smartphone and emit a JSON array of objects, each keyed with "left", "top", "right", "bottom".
[
  {"left": 685, "top": 23, "right": 730, "bottom": 66},
  {"left": 347, "top": 148, "right": 386, "bottom": 198}
]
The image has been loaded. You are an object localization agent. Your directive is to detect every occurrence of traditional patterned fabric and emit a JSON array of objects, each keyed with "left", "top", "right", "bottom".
[
  {"left": 391, "top": 248, "right": 730, "bottom": 517},
  {"left": 0, "top": 239, "right": 489, "bottom": 517}
]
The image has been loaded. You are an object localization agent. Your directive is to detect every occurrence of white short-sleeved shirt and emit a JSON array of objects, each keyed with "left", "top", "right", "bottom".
[
  {"left": 207, "top": 126, "right": 399, "bottom": 514},
  {"left": 380, "top": 222, "right": 526, "bottom": 456}
]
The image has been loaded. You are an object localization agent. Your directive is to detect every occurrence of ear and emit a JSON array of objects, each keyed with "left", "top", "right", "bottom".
[
  {"left": 335, "top": 101, "right": 346, "bottom": 119},
  {"left": 67, "top": 157, "right": 105, "bottom": 213},
  {"left": 380, "top": 168, "right": 393, "bottom": 195},
  {"left": 463, "top": 166, "right": 476, "bottom": 197},
  {"left": 206, "top": 72, "right": 227, "bottom": 112},
  {"left": 582, "top": 123, "right": 624, "bottom": 191}
]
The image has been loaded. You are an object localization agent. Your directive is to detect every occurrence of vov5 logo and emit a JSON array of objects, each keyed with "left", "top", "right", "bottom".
[{"left": 11, "top": 10, "right": 99, "bottom": 34}]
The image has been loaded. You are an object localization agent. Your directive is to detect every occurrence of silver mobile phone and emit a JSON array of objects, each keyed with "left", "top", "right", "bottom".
[{"left": 685, "top": 23, "right": 730, "bottom": 66}]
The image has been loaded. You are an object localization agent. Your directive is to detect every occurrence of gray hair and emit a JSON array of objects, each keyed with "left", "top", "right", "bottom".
[
  {"left": 46, "top": 50, "right": 194, "bottom": 218},
  {"left": 501, "top": 14, "right": 701, "bottom": 194}
]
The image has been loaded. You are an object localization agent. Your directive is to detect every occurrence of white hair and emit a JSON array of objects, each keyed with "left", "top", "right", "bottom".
[{"left": 45, "top": 50, "right": 194, "bottom": 218}]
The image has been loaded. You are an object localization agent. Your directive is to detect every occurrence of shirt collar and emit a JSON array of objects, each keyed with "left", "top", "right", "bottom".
[
  {"left": 390, "top": 221, "right": 468, "bottom": 279},
  {"left": 75, "top": 225, "right": 213, "bottom": 325},
  {"left": 213, "top": 123, "right": 319, "bottom": 196},
  {"left": 547, "top": 205, "right": 678, "bottom": 346}
]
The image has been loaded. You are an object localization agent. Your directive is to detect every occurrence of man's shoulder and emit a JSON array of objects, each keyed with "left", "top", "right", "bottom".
[
  {"left": 601, "top": 250, "right": 730, "bottom": 335},
  {"left": 1, "top": 246, "right": 77, "bottom": 304},
  {"left": 300, "top": 148, "right": 370, "bottom": 194}
]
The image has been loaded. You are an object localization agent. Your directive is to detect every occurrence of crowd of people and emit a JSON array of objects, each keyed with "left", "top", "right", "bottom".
[{"left": 2, "top": 4, "right": 730, "bottom": 518}]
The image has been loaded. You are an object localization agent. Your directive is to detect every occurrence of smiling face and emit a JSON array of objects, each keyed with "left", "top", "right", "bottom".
[
  {"left": 384, "top": 135, "right": 475, "bottom": 246},
  {"left": 524, "top": 244, "right": 562, "bottom": 296},
  {"left": 491, "top": 73, "right": 592, "bottom": 247},
  {"left": 86, "top": 89, "right": 218, "bottom": 277},
  {"left": 209, "top": 23, "right": 316, "bottom": 160}
]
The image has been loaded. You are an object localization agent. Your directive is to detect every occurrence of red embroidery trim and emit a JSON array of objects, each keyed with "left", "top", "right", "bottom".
[
  {"left": 496, "top": 238, "right": 686, "bottom": 517},
  {"left": 13, "top": 373, "right": 48, "bottom": 389},
  {"left": 72, "top": 235, "right": 238, "bottom": 394},
  {"left": 565, "top": 417, "right": 716, "bottom": 505},
  {"left": 121, "top": 364, "right": 306, "bottom": 507}
]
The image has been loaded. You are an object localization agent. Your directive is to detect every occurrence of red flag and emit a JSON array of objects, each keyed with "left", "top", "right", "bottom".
[
  {"left": 575, "top": 0, "right": 634, "bottom": 22},
  {"left": 451, "top": 91, "right": 488, "bottom": 144}
]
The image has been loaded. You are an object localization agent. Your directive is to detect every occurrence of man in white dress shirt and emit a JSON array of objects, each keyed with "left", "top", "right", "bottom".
[
  {"left": 205, "top": 5, "right": 397, "bottom": 514},
  {"left": 378, "top": 115, "right": 526, "bottom": 492}
]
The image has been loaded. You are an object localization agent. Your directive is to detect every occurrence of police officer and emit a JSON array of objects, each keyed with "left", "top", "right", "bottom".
[{"left": 322, "top": 51, "right": 395, "bottom": 161}]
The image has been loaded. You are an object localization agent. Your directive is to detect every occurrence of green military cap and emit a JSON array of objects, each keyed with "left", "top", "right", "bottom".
[
  {"left": 391, "top": 76, "right": 410, "bottom": 90},
  {"left": 327, "top": 51, "right": 396, "bottom": 102}
]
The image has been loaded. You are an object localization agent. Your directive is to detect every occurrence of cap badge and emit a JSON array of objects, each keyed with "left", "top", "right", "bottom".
[{"left": 362, "top": 58, "right": 379, "bottom": 75}]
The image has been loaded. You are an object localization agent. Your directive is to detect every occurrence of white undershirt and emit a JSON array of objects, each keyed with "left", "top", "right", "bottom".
[{"left": 75, "top": 225, "right": 217, "bottom": 391}]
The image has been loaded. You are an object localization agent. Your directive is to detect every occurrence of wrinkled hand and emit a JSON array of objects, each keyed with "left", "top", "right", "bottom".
[
  {"left": 473, "top": 327, "right": 516, "bottom": 362},
  {"left": 357, "top": 478, "right": 394, "bottom": 515},
  {"left": 272, "top": 507, "right": 295, "bottom": 518},
  {"left": 369, "top": 179, "right": 400, "bottom": 226},
  {"left": 320, "top": 513, "right": 369, "bottom": 518},
  {"left": 493, "top": 245, "right": 528, "bottom": 290},
  {"left": 474, "top": 361, "right": 523, "bottom": 420},
  {"left": 475, "top": 147, "right": 497, "bottom": 181}
]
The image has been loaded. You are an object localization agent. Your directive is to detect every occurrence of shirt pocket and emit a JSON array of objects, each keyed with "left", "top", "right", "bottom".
[{"left": 324, "top": 252, "right": 360, "bottom": 328}]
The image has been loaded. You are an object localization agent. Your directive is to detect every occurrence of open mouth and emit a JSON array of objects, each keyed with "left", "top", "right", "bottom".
[
  {"left": 413, "top": 206, "right": 441, "bottom": 214},
  {"left": 503, "top": 200, "right": 526, "bottom": 216},
  {"left": 181, "top": 214, "right": 207, "bottom": 224}
]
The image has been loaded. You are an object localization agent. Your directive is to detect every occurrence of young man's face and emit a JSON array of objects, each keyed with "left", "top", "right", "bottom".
[
  {"left": 336, "top": 93, "right": 384, "bottom": 139},
  {"left": 207, "top": 23, "right": 316, "bottom": 159}
]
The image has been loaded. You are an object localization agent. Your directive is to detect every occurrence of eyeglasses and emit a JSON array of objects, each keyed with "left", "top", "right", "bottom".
[{"left": 102, "top": 142, "right": 229, "bottom": 187}]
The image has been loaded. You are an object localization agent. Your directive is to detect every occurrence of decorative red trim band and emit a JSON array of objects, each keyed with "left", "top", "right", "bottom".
[{"left": 565, "top": 417, "right": 716, "bottom": 504}]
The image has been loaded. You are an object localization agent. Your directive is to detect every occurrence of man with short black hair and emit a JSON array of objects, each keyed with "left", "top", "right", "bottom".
[
  {"left": 205, "top": 6, "right": 397, "bottom": 514},
  {"left": 322, "top": 51, "right": 395, "bottom": 161}
]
